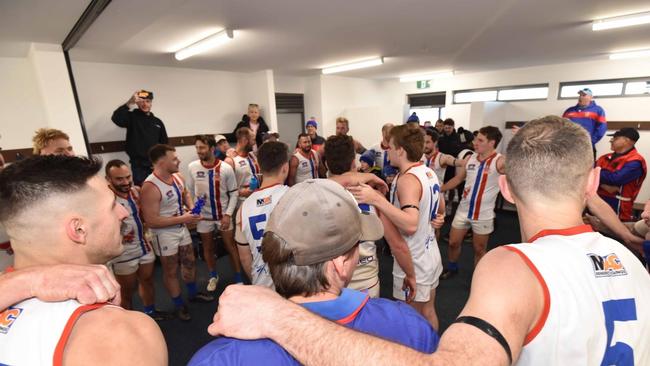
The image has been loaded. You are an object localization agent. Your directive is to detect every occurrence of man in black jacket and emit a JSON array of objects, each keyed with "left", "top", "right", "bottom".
[{"left": 111, "top": 90, "right": 168, "bottom": 185}]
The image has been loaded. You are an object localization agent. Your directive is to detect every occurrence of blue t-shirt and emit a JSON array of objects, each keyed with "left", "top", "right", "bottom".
[{"left": 189, "top": 289, "right": 439, "bottom": 365}]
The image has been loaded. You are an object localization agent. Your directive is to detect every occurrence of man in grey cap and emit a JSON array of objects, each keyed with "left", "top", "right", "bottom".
[
  {"left": 189, "top": 179, "right": 439, "bottom": 365},
  {"left": 595, "top": 127, "right": 646, "bottom": 221}
]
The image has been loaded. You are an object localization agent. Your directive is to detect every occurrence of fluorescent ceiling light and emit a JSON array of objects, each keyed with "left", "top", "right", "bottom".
[
  {"left": 322, "top": 57, "right": 384, "bottom": 74},
  {"left": 174, "top": 29, "right": 234, "bottom": 61},
  {"left": 399, "top": 70, "right": 454, "bottom": 83},
  {"left": 592, "top": 11, "right": 650, "bottom": 31},
  {"left": 609, "top": 49, "right": 650, "bottom": 60}
]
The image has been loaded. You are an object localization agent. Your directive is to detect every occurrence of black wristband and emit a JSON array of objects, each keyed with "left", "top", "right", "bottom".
[
  {"left": 401, "top": 205, "right": 419, "bottom": 211},
  {"left": 454, "top": 316, "right": 512, "bottom": 365}
]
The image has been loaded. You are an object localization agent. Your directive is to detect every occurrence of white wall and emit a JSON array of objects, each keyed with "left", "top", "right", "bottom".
[
  {"left": 0, "top": 56, "right": 48, "bottom": 151},
  {"left": 320, "top": 75, "right": 405, "bottom": 147},
  {"left": 392, "top": 58, "right": 650, "bottom": 201},
  {"left": 71, "top": 61, "right": 281, "bottom": 177},
  {"left": 274, "top": 75, "right": 305, "bottom": 94}
]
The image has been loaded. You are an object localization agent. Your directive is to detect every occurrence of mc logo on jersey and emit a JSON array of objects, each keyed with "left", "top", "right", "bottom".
[
  {"left": 239, "top": 160, "right": 247, "bottom": 167},
  {"left": 301, "top": 162, "right": 309, "bottom": 168},
  {"left": 196, "top": 171, "right": 205, "bottom": 178},
  {"left": 256, "top": 196, "right": 272, "bottom": 207},
  {"left": 166, "top": 190, "right": 174, "bottom": 199},
  {"left": 588, "top": 253, "right": 627, "bottom": 277},
  {"left": 0, "top": 307, "right": 23, "bottom": 334}
]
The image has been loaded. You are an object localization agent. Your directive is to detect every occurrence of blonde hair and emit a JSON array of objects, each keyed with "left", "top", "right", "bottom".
[
  {"left": 32, "top": 128, "right": 70, "bottom": 155},
  {"left": 335, "top": 117, "right": 349, "bottom": 127}
]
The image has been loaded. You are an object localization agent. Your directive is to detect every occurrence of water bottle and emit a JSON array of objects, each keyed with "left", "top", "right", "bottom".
[
  {"left": 249, "top": 175, "right": 259, "bottom": 191},
  {"left": 191, "top": 196, "right": 206, "bottom": 215}
]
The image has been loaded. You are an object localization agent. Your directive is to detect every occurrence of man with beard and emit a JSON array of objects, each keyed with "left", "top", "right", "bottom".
[
  {"left": 231, "top": 128, "right": 260, "bottom": 202},
  {"left": 188, "top": 135, "right": 244, "bottom": 289},
  {"left": 288, "top": 133, "right": 322, "bottom": 186},
  {"left": 141, "top": 144, "right": 214, "bottom": 321},
  {"left": 421, "top": 129, "right": 457, "bottom": 185},
  {"left": 0, "top": 156, "right": 166, "bottom": 365},
  {"left": 105, "top": 159, "right": 170, "bottom": 320}
]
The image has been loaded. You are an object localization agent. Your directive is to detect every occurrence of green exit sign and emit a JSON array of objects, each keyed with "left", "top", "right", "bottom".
[{"left": 417, "top": 80, "right": 431, "bottom": 89}]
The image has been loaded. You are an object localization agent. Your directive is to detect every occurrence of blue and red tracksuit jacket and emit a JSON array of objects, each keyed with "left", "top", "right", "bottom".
[
  {"left": 596, "top": 148, "right": 647, "bottom": 221},
  {"left": 562, "top": 101, "right": 607, "bottom": 145}
]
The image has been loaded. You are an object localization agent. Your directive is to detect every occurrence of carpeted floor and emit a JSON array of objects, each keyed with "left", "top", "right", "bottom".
[{"left": 135, "top": 210, "right": 522, "bottom": 365}]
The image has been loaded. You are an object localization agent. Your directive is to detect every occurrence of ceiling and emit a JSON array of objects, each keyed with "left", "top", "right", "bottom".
[{"left": 1, "top": 0, "right": 650, "bottom": 79}]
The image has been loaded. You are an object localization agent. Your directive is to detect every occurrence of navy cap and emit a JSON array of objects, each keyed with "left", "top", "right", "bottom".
[{"left": 607, "top": 127, "right": 639, "bottom": 142}]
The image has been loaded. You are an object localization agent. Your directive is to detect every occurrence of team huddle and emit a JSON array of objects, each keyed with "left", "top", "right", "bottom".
[{"left": 0, "top": 107, "right": 649, "bottom": 365}]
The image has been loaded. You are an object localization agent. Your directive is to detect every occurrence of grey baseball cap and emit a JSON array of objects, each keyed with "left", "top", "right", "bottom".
[{"left": 264, "top": 179, "right": 383, "bottom": 266}]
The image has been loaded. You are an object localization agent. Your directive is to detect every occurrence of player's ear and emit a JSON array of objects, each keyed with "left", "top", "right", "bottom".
[
  {"left": 498, "top": 175, "right": 515, "bottom": 204},
  {"left": 585, "top": 167, "right": 600, "bottom": 199}
]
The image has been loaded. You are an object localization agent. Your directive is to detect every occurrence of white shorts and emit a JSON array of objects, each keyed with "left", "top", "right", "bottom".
[
  {"left": 113, "top": 246, "right": 155, "bottom": 276},
  {"left": 151, "top": 226, "right": 193, "bottom": 257},
  {"left": 392, "top": 278, "right": 437, "bottom": 303},
  {"left": 451, "top": 212, "right": 494, "bottom": 235},
  {"left": 197, "top": 219, "right": 233, "bottom": 233}
]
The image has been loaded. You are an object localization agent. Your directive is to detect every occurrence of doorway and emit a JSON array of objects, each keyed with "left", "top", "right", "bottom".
[{"left": 275, "top": 93, "right": 305, "bottom": 149}]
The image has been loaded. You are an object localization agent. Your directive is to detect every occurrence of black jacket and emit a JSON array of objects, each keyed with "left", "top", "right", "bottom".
[
  {"left": 230, "top": 115, "right": 270, "bottom": 147},
  {"left": 111, "top": 104, "right": 168, "bottom": 166},
  {"left": 438, "top": 131, "right": 461, "bottom": 157}
]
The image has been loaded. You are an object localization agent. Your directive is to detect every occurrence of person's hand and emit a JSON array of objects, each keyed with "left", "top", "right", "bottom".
[
  {"left": 641, "top": 204, "right": 650, "bottom": 226},
  {"left": 511, "top": 125, "right": 521, "bottom": 135},
  {"left": 208, "top": 284, "right": 287, "bottom": 338},
  {"left": 456, "top": 155, "right": 470, "bottom": 167},
  {"left": 402, "top": 275, "right": 416, "bottom": 303},
  {"left": 180, "top": 211, "right": 202, "bottom": 225},
  {"left": 431, "top": 213, "right": 445, "bottom": 229},
  {"left": 127, "top": 91, "right": 141, "bottom": 107},
  {"left": 28, "top": 264, "right": 121, "bottom": 305},
  {"left": 221, "top": 215, "right": 232, "bottom": 230},
  {"left": 622, "top": 232, "right": 644, "bottom": 255},
  {"left": 239, "top": 187, "right": 252, "bottom": 198},
  {"left": 348, "top": 183, "right": 384, "bottom": 206}
]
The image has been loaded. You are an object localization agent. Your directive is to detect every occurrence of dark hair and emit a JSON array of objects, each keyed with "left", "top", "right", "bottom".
[
  {"left": 148, "top": 144, "right": 175, "bottom": 164},
  {"left": 257, "top": 141, "right": 289, "bottom": 175},
  {"left": 425, "top": 128, "right": 439, "bottom": 143},
  {"left": 0, "top": 155, "right": 102, "bottom": 223},
  {"left": 478, "top": 126, "right": 503, "bottom": 147},
  {"left": 297, "top": 133, "right": 310, "bottom": 140},
  {"left": 390, "top": 124, "right": 424, "bottom": 162},
  {"left": 195, "top": 135, "right": 217, "bottom": 149},
  {"left": 105, "top": 159, "right": 127, "bottom": 176},
  {"left": 443, "top": 118, "right": 455, "bottom": 126},
  {"left": 236, "top": 127, "right": 252, "bottom": 141},
  {"left": 262, "top": 232, "right": 329, "bottom": 298},
  {"left": 324, "top": 135, "right": 355, "bottom": 175}
]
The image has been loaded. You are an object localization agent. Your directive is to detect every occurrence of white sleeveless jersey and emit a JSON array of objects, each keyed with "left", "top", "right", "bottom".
[
  {"left": 114, "top": 187, "right": 148, "bottom": 262},
  {"left": 348, "top": 203, "right": 379, "bottom": 292},
  {"left": 237, "top": 184, "right": 290, "bottom": 288},
  {"left": 293, "top": 150, "right": 320, "bottom": 184},
  {"left": 369, "top": 142, "right": 390, "bottom": 171},
  {"left": 457, "top": 152, "right": 501, "bottom": 221},
  {"left": 0, "top": 224, "right": 12, "bottom": 273},
  {"left": 421, "top": 152, "right": 446, "bottom": 185},
  {"left": 187, "top": 159, "right": 238, "bottom": 220},
  {"left": 0, "top": 298, "right": 105, "bottom": 365},
  {"left": 143, "top": 173, "right": 185, "bottom": 232},
  {"left": 232, "top": 153, "right": 260, "bottom": 202},
  {"left": 506, "top": 226, "right": 650, "bottom": 365},
  {"left": 390, "top": 163, "right": 442, "bottom": 285}
]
